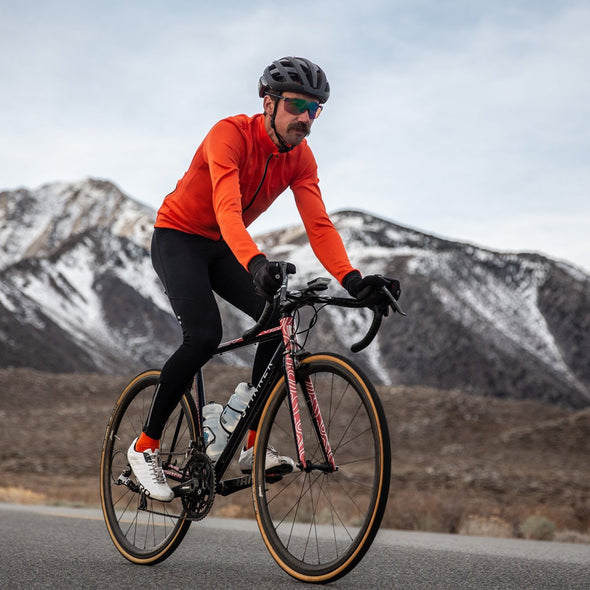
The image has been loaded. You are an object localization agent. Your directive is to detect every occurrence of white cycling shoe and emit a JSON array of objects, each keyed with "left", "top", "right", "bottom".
[
  {"left": 238, "top": 445, "right": 296, "bottom": 475},
  {"left": 127, "top": 438, "right": 175, "bottom": 502}
]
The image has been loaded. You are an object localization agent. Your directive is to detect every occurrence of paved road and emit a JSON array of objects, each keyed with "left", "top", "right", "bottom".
[{"left": 1, "top": 503, "right": 589, "bottom": 589}]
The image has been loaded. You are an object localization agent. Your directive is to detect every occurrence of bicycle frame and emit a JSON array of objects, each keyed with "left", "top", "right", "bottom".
[
  {"left": 190, "top": 303, "right": 335, "bottom": 490},
  {"left": 101, "top": 267, "right": 401, "bottom": 581},
  {"left": 173, "top": 269, "right": 403, "bottom": 495},
  {"left": 203, "top": 327, "right": 284, "bottom": 483}
]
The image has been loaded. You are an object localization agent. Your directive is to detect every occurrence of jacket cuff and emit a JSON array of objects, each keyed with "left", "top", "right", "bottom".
[
  {"left": 342, "top": 270, "right": 361, "bottom": 291},
  {"left": 247, "top": 254, "right": 267, "bottom": 275}
]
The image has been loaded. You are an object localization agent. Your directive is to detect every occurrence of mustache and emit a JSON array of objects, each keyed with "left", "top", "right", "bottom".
[{"left": 287, "top": 122, "right": 311, "bottom": 135}]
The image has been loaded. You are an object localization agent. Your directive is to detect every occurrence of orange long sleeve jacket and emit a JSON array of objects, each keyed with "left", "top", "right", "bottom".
[{"left": 155, "top": 113, "right": 356, "bottom": 284}]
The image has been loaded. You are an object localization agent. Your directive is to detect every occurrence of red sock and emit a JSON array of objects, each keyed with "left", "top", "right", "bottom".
[
  {"left": 135, "top": 432, "right": 160, "bottom": 452},
  {"left": 246, "top": 429, "right": 257, "bottom": 449}
]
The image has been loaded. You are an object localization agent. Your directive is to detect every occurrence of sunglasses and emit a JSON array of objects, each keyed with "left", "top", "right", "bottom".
[{"left": 267, "top": 93, "right": 323, "bottom": 120}]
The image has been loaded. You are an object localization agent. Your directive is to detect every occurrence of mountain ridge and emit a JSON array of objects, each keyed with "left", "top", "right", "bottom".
[{"left": 1, "top": 177, "right": 588, "bottom": 408}]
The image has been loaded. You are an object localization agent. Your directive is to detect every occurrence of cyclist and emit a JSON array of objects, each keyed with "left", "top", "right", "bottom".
[{"left": 127, "top": 56, "right": 401, "bottom": 501}]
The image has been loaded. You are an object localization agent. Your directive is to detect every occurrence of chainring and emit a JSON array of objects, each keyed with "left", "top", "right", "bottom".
[{"left": 180, "top": 451, "right": 216, "bottom": 521}]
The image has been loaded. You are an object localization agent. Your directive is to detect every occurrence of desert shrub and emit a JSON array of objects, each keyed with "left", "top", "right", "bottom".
[
  {"left": 554, "top": 530, "right": 590, "bottom": 544},
  {"left": 519, "top": 515, "right": 556, "bottom": 541},
  {"left": 459, "top": 515, "right": 513, "bottom": 538},
  {"left": 0, "top": 486, "right": 47, "bottom": 505},
  {"left": 384, "top": 490, "right": 465, "bottom": 533}
]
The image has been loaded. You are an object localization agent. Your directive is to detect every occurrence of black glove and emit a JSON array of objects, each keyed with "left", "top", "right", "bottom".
[
  {"left": 343, "top": 270, "right": 401, "bottom": 306},
  {"left": 248, "top": 255, "right": 296, "bottom": 302}
]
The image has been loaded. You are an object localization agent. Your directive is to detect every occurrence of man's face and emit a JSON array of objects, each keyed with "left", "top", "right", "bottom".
[{"left": 263, "top": 91, "right": 319, "bottom": 148}]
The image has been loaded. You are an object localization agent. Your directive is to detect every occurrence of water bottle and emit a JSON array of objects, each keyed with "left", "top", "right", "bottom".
[
  {"left": 202, "top": 402, "right": 227, "bottom": 461},
  {"left": 220, "top": 382, "right": 255, "bottom": 435}
]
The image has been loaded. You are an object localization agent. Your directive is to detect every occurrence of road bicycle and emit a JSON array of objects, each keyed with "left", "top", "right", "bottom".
[{"left": 100, "top": 266, "right": 404, "bottom": 584}]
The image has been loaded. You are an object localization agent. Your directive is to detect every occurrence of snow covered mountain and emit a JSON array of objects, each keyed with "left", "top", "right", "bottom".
[
  {"left": 1, "top": 178, "right": 589, "bottom": 408},
  {"left": 0, "top": 179, "right": 177, "bottom": 373}
]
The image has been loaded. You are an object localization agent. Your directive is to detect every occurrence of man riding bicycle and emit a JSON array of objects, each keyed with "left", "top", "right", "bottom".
[{"left": 128, "top": 56, "right": 401, "bottom": 501}]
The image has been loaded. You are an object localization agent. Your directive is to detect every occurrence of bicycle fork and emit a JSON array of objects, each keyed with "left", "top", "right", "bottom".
[{"left": 280, "top": 317, "right": 337, "bottom": 473}]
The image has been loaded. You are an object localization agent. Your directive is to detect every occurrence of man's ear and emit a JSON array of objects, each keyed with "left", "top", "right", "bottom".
[{"left": 263, "top": 94, "right": 275, "bottom": 116}]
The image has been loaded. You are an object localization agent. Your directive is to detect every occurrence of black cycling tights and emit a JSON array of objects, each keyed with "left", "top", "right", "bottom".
[{"left": 145, "top": 227, "right": 279, "bottom": 440}]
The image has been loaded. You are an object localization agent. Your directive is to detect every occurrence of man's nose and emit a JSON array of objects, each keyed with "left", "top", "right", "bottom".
[{"left": 297, "top": 110, "right": 313, "bottom": 123}]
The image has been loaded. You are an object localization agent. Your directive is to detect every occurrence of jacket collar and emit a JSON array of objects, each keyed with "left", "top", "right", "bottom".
[{"left": 255, "top": 113, "right": 291, "bottom": 156}]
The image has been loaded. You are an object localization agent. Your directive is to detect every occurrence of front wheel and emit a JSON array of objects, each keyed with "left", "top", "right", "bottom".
[
  {"left": 100, "top": 370, "right": 199, "bottom": 564},
  {"left": 253, "top": 353, "right": 391, "bottom": 583}
]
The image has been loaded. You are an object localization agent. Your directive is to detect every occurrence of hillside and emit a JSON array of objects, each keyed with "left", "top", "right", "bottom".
[
  {"left": 1, "top": 367, "right": 588, "bottom": 542},
  {"left": 1, "top": 178, "right": 589, "bottom": 408}
]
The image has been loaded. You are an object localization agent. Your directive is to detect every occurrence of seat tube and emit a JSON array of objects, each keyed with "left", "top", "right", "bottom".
[
  {"left": 194, "top": 369, "right": 206, "bottom": 439},
  {"left": 280, "top": 316, "right": 307, "bottom": 469}
]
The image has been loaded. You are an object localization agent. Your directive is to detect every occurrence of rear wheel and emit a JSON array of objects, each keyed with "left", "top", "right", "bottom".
[
  {"left": 253, "top": 353, "right": 391, "bottom": 583},
  {"left": 100, "top": 370, "right": 198, "bottom": 564}
]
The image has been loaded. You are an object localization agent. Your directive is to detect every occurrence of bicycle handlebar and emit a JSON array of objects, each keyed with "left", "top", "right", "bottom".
[
  {"left": 242, "top": 298, "right": 276, "bottom": 340},
  {"left": 242, "top": 271, "right": 406, "bottom": 352},
  {"left": 350, "top": 305, "right": 383, "bottom": 353}
]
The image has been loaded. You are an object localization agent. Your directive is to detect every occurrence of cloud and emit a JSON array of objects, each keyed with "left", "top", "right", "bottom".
[
  {"left": 309, "top": 3, "right": 590, "bottom": 268},
  {"left": 1, "top": 1, "right": 589, "bottom": 271}
]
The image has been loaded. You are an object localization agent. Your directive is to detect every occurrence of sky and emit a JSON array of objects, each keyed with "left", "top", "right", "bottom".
[{"left": 1, "top": 0, "right": 589, "bottom": 272}]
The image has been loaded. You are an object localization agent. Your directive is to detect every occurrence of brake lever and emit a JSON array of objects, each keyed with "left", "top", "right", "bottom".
[
  {"left": 278, "top": 261, "right": 292, "bottom": 305},
  {"left": 380, "top": 286, "right": 407, "bottom": 316}
]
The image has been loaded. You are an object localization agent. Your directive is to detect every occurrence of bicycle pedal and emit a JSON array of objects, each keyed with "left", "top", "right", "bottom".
[
  {"left": 264, "top": 473, "right": 284, "bottom": 484},
  {"left": 116, "top": 470, "right": 139, "bottom": 493}
]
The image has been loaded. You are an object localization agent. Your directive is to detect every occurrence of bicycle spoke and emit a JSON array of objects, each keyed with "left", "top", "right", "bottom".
[
  {"left": 100, "top": 371, "right": 198, "bottom": 564},
  {"left": 254, "top": 354, "right": 390, "bottom": 582}
]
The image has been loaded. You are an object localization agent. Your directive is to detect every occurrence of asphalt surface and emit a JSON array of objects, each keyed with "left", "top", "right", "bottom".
[{"left": 1, "top": 503, "right": 589, "bottom": 589}]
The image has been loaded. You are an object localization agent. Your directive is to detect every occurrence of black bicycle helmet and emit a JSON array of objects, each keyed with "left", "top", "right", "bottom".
[{"left": 258, "top": 56, "right": 330, "bottom": 103}]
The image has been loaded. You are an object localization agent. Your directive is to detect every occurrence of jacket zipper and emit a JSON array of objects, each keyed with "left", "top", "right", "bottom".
[{"left": 243, "top": 153, "right": 274, "bottom": 214}]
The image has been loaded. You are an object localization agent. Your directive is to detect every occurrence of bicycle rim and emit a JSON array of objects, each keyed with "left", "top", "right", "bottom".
[
  {"left": 100, "top": 370, "right": 198, "bottom": 564},
  {"left": 253, "top": 354, "right": 391, "bottom": 583}
]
